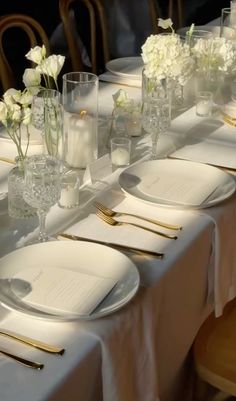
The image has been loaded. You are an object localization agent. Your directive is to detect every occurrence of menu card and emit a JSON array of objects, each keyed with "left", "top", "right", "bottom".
[
  {"left": 140, "top": 170, "right": 220, "bottom": 205},
  {"left": 13, "top": 267, "right": 117, "bottom": 315}
]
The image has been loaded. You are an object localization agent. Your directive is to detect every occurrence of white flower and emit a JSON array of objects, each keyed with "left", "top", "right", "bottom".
[
  {"left": 192, "top": 37, "right": 236, "bottom": 75},
  {"left": 19, "top": 90, "right": 33, "bottom": 106},
  {"left": 25, "top": 45, "right": 46, "bottom": 65},
  {"left": 0, "top": 101, "right": 8, "bottom": 122},
  {"left": 23, "top": 68, "right": 41, "bottom": 88},
  {"left": 141, "top": 33, "right": 194, "bottom": 85},
  {"left": 22, "top": 107, "right": 32, "bottom": 126},
  {"left": 10, "top": 103, "right": 21, "bottom": 122},
  {"left": 157, "top": 18, "right": 173, "bottom": 30},
  {"left": 113, "top": 89, "right": 131, "bottom": 108},
  {"left": 36, "top": 54, "right": 65, "bottom": 80},
  {"left": 3, "top": 88, "right": 21, "bottom": 105}
]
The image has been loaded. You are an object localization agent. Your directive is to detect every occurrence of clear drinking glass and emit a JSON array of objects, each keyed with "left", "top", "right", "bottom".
[
  {"left": 220, "top": 7, "right": 236, "bottom": 39},
  {"left": 62, "top": 72, "right": 98, "bottom": 169},
  {"left": 185, "top": 29, "right": 213, "bottom": 47},
  {"left": 23, "top": 155, "right": 61, "bottom": 243},
  {"left": 142, "top": 97, "right": 170, "bottom": 160}
]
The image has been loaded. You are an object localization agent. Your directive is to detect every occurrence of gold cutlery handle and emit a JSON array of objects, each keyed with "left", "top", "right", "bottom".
[
  {"left": 57, "top": 233, "right": 164, "bottom": 259},
  {"left": 0, "top": 157, "right": 16, "bottom": 164},
  {"left": 125, "top": 222, "right": 177, "bottom": 239},
  {"left": 0, "top": 348, "right": 44, "bottom": 370},
  {"left": 121, "top": 211, "right": 182, "bottom": 231},
  {"left": 0, "top": 330, "right": 65, "bottom": 355}
]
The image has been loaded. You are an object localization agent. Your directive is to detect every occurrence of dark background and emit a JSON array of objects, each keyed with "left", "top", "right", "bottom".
[{"left": 0, "top": 0, "right": 231, "bottom": 92}]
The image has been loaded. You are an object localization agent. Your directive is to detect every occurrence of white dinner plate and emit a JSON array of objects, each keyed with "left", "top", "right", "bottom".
[
  {"left": 0, "top": 123, "right": 42, "bottom": 145},
  {"left": 106, "top": 57, "right": 144, "bottom": 79},
  {"left": 119, "top": 159, "right": 236, "bottom": 209},
  {"left": 0, "top": 241, "right": 140, "bottom": 321}
]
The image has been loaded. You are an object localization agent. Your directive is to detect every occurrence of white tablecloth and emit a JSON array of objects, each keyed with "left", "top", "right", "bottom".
[{"left": 0, "top": 82, "right": 236, "bottom": 401}]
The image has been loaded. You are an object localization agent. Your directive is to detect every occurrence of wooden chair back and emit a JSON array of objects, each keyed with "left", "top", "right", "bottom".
[
  {"left": 59, "top": 0, "right": 109, "bottom": 74},
  {"left": 168, "top": 0, "right": 183, "bottom": 29},
  {"left": 0, "top": 14, "right": 50, "bottom": 92},
  {"left": 194, "top": 298, "right": 236, "bottom": 398}
]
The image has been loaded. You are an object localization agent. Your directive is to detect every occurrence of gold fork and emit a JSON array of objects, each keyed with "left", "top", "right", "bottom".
[
  {"left": 94, "top": 201, "right": 182, "bottom": 231},
  {"left": 96, "top": 210, "right": 178, "bottom": 240}
]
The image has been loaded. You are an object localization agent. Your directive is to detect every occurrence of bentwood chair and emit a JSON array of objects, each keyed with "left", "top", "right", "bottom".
[
  {"left": 59, "top": 0, "right": 109, "bottom": 74},
  {"left": 193, "top": 297, "right": 236, "bottom": 401},
  {"left": 168, "top": 0, "right": 183, "bottom": 29},
  {"left": 0, "top": 14, "right": 50, "bottom": 92}
]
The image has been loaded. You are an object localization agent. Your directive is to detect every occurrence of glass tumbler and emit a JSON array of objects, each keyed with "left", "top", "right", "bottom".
[{"left": 62, "top": 72, "right": 98, "bottom": 169}]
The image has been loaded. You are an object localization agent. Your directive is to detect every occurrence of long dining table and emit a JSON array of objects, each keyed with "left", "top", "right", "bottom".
[{"left": 0, "top": 73, "right": 236, "bottom": 401}]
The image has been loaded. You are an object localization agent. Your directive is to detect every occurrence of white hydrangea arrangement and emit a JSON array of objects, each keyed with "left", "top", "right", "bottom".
[
  {"left": 192, "top": 36, "right": 236, "bottom": 76},
  {"left": 0, "top": 45, "right": 65, "bottom": 160},
  {"left": 141, "top": 18, "right": 194, "bottom": 86}
]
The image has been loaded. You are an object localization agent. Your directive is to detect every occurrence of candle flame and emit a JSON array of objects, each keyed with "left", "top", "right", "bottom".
[{"left": 80, "top": 110, "right": 87, "bottom": 117}]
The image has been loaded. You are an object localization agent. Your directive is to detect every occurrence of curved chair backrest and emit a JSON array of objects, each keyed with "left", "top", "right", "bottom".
[
  {"left": 168, "top": 0, "right": 183, "bottom": 29},
  {"left": 0, "top": 14, "right": 50, "bottom": 92},
  {"left": 194, "top": 298, "right": 236, "bottom": 398},
  {"left": 59, "top": 0, "right": 97, "bottom": 73},
  {"left": 90, "top": 0, "right": 109, "bottom": 65}
]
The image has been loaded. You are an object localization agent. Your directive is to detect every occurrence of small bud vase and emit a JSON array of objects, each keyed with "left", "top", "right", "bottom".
[{"left": 8, "top": 157, "right": 36, "bottom": 219}]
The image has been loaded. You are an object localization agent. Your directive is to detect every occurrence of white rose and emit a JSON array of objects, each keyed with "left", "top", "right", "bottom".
[
  {"left": 0, "top": 101, "right": 8, "bottom": 122},
  {"left": 25, "top": 45, "right": 46, "bottom": 65},
  {"left": 157, "top": 18, "right": 173, "bottom": 30},
  {"left": 3, "top": 88, "right": 21, "bottom": 105},
  {"left": 19, "top": 91, "right": 33, "bottom": 106},
  {"left": 22, "top": 107, "right": 32, "bottom": 126},
  {"left": 9, "top": 104, "right": 21, "bottom": 122},
  {"left": 36, "top": 54, "right": 65, "bottom": 79},
  {"left": 113, "top": 89, "right": 131, "bottom": 107},
  {"left": 23, "top": 68, "right": 41, "bottom": 88}
]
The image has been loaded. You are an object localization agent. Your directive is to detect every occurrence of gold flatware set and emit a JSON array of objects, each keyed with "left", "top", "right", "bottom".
[
  {"left": 58, "top": 201, "right": 182, "bottom": 259},
  {"left": 0, "top": 329, "right": 65, "bottom": 370},
  {"left": 94, "top": 201, "right": 182, "bottom": 231}
]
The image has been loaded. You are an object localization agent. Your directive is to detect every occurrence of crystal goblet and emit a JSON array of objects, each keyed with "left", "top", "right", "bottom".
[
  {"left": 23, "top": 155, "right": 61, "bottom": 243},
  {"left": 142, "top": 97, "right": 170, "bottom": 160}
]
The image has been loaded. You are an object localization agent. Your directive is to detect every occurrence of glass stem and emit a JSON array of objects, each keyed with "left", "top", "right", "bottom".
[{"left": 37, "top": 209, "right": 48, "bottom": 242}]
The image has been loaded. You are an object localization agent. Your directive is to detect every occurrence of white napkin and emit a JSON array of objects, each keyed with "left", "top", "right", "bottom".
[{"left": 99, "top": 72, "right": 142, "bottom": 88}]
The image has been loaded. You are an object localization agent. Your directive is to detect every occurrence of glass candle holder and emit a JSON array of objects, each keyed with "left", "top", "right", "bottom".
[
  {"left": 220, "top": 7, "right": 236, "bottom": 39},
  {"left": 110, "top": 137, "right": 131, "bottom": 167},
  {"left": 58, "top": 170, "right": 80, "bottom": 209},
  {"left": 62, "top": 72, "right": 98, "bottom": 169},
  {"left": 196, "top": 91, "right": 213, "bottom": 117}
]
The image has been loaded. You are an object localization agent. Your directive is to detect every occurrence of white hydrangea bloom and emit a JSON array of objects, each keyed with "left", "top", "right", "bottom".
[
  {"left": 113, "top": 89, "right": 131, "bottom": 108},
  {"left": 141, "top": 33, "right": 194, "bottom": 85},
  {"left": 192, "top": 37, "right": 236, "bottom": 75}
]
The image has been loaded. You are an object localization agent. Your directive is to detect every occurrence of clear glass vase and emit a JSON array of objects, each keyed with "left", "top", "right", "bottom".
[
  {"left": 32, "top": 89, "right": 63, "bottom": 158},
  {"left": 8, "top": 158, "right": 36, "bottom": 219}
]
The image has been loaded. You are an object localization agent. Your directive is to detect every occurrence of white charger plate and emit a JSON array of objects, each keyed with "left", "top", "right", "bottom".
[
  {"left": 119, "top": 159, "right": 236, "bottom": 209},
  {"left": 0, "top": 241, "right": 140, "bottom": 321},
  {"left": 106, "top": 57, "right": 143, "bottom": 79}
]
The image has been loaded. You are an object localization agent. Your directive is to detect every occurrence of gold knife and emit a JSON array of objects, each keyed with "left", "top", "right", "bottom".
[
  {"left": 0, "top": 329, "right": 65, "bottom": 355},
  {"left": 57, "top": 233, "right": 164, "bottom": 259},
  {"left": 0, "top": 348, "right": 44, "bottom": 369}
]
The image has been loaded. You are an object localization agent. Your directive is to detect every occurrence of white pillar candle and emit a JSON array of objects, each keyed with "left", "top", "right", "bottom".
[{"left": 64, "top": 111, "right": 97, "bottom": 169}]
